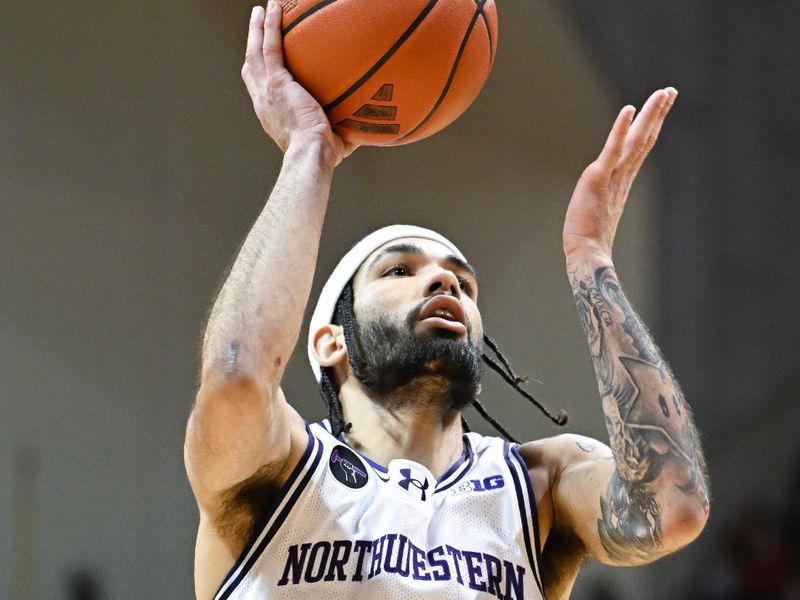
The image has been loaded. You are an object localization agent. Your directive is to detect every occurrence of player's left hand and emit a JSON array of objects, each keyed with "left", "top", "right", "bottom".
[{"left": 562, "top": 87, "right": 677, "bottom": 264}]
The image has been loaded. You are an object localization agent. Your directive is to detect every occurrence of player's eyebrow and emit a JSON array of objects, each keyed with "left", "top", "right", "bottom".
[{"left": 365, "top": 243, "right": 477, "bottom": 279}]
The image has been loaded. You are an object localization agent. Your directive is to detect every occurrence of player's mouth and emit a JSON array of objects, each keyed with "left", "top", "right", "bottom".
[{"left": 415, "top": 295, "right": 468, "bottom": 335}]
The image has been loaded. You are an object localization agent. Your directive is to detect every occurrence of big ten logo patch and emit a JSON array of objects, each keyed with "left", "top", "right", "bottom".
[
  {"left": 330, "top": 446, "right": 369, "bottom": 489},
  {"left": 451, "top": 475, "right": 505, "bottom": 497}
]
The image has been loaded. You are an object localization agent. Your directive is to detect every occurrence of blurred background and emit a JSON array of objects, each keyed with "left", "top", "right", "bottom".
[{"left": 2, "top": 0, "right": 799, "bottom": 598}]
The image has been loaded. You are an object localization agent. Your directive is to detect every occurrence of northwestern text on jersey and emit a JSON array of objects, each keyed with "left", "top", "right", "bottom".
[{"left": 278, "top": 533, "right": 526, "bottom": 600}]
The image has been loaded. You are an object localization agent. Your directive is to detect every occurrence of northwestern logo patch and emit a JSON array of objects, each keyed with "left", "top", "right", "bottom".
[{"left": 330, "top": 446, "right": 368, "bottom": 489}]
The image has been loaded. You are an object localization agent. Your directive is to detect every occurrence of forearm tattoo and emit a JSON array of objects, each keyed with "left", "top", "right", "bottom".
[{"left": 572, "top": 265, "right": 709, "bottom": 563}]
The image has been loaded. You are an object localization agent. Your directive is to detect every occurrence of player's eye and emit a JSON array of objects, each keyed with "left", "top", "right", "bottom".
[
  {"left": 458, "top": 277, "right": 475, "bottom": 297},
  {"left": 383, "top": 265, "right": 409, "bottom": 277}
]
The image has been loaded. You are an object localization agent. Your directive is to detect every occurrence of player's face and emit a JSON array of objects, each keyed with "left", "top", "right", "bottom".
[
  {"left": 347, "top": 238, "right": 483, "bottom": 404},
  {"left": 354, "top": 237, "right": 482, "bottom": 345}
]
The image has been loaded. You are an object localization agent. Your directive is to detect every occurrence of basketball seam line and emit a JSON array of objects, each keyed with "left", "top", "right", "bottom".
[
  {"left": 477, "top": 1, "right": 494, "bottom": 65},
  {"left": 283, "top": 0, "right": 339, "bottom": 36},
  {"left": 322, "top": 0, "right": 440, "bottom": 113},
  {"left": 398, "top": 1, "right": 486, "bottom": 142}
]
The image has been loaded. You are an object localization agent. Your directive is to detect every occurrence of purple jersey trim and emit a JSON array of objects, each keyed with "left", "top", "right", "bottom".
[
  {"left": 505, "top": 442, "right": 545, "bottom": 596},
  {"left": 215, "top": 427, "right": 323, "bottom": 599},
  {"left": 434, "top": 436, "right": 475, "bottom": 494}
]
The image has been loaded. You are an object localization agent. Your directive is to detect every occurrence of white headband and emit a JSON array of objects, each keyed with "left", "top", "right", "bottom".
[{"left": 307, "top": 225, "right": 467, "bottom": 382}]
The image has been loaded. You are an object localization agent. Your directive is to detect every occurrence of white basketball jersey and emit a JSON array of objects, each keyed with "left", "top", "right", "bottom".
[{"left": 214, "top": 421, "right": 545, "bottom": 600}]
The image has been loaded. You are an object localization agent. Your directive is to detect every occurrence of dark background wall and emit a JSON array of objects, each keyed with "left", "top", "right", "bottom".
[{"left": 2, "top": 1, "right": 797, "bottom": 598}]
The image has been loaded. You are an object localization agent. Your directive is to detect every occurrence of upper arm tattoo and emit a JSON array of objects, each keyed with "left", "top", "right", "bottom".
[{"left": 572, "top": 266, "right": 709, "bottom": 564}]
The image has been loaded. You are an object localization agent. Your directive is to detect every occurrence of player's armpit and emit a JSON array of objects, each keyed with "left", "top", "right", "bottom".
[
  {"left": 531, "top": 434, "right": 706, "bottom": 567},
  {"left": 184, "top": 379, "right": 308, "bottom": 513}
]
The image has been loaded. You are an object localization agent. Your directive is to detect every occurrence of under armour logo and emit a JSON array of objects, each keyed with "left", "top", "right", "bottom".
[{"left": 398, "top": 468, "right": 430, "bottom": 501}]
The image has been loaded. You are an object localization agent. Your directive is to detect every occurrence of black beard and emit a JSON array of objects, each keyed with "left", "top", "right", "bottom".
[{"left": 348, "top": 304, "right": 483, "bottom": 411}]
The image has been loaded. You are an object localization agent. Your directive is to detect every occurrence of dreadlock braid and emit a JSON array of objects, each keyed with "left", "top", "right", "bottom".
[
  {"left": 472, "top": 397, "right": 519, "bottom": 443},
  {"left": 482, "top": 334, "right": 569, "bottom": 427},
  {"left": 482, "top": 334, "right": 524, "bottom": 384},
  {"left": 318, "top": 282, "right": 359, "bottom": 437},
  {"left": 320, "top": 367, "right": 351, "bottom": 438},
  {"left": 336, "top": 282, "right": 374, "bottom": 387}
]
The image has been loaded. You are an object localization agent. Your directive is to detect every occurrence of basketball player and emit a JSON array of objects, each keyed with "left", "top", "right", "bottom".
[{"left": 184, "top": 4, "right": 709, "bottom": 599}]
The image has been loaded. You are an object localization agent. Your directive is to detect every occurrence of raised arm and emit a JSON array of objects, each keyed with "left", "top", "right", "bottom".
[
  {"left": 185, "top": 2, "right": 355, "bottom": 511},
  {"left": 538, "top": 88, "right": 709, "bottom": 568}
]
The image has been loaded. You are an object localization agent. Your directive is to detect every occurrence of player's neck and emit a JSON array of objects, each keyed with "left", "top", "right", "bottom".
[{"left": 339, "top": 377, "right": 466, "bottom": 478}]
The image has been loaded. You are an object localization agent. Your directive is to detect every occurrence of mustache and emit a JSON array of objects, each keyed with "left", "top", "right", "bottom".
[{"left": 405, "top": 300, "right": 424, "bottom": 330}]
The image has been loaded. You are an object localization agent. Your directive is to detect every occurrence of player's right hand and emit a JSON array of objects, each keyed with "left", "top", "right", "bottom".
[{"left": 242, "top": 2, "right": 357, "bottom": 166}]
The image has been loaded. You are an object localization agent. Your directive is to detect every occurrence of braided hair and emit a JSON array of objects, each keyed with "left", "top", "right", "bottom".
[{"left": 319, "top": 280, "right": 568, "bottom": 441}]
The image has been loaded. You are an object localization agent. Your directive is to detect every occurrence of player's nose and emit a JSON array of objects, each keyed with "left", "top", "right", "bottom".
[{"left": 423, "top": 266, "right": 461, "bottom": 299}]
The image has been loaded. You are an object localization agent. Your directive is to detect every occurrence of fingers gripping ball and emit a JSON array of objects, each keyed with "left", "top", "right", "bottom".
[{"left": 279, "top": 0, "right": 498, "bottom": 146}]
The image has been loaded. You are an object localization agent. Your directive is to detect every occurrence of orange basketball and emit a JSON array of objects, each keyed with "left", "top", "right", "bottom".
[{"left": 279, "top": 0, "right": 498, "bottom": 146}]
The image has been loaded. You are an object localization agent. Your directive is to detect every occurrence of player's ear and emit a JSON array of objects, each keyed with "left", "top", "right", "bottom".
[{"left": 311, "top": 324, "right": 348, "bottom": 368}]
